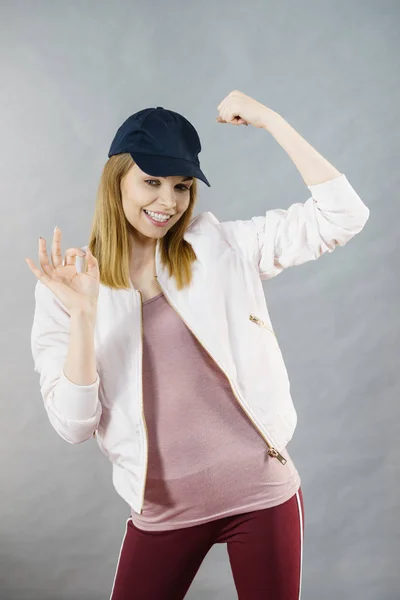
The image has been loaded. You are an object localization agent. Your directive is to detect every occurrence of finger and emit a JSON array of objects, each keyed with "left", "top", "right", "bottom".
[
  {"left": 85, "top": 247, "right": 99, "bottom": 275},
  {"left": 221, "top": 107, "right": 232, "bottom": 124},
  {"left": 51, "top": 226, "right": 63, "bottom": 269},
  {"left": 230, "top": 112, "right": 242, "bottom": 125},
  {"left": 64, "top": 247, "right": 86, "bottom": 267},
  {"left": 51, "top": 227, "right": 86, "bottom": 268},
  {"left": 26, "top": 256, "right": 57, "bottom": 290},
  {"left": 38, "top": 238, "right": 55, "bottom": 277},
  {"left": 216, "top": 114, "right": 248, "bottom": 126}
]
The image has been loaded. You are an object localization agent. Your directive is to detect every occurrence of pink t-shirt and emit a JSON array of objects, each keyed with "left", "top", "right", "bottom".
[{"left": 130, "top": 293, "right": 301, "bottom": 531}]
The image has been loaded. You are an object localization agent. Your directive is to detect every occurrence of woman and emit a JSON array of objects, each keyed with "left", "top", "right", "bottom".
[{"left": 26, "top": 90, "right": 370, "bottom": 600}]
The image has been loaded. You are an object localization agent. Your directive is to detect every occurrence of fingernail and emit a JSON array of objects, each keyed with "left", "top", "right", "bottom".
[{"left": 54, "top": 226, "right": 58, "bottom": 233}]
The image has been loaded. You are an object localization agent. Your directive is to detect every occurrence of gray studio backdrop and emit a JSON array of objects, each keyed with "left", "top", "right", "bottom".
[{"left": 2, "top": 1, "right": 399, "bottom": 599}]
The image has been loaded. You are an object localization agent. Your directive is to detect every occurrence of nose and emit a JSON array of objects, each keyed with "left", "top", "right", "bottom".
[{"left": 159, "top": 187, "right": 178, "bottom": 209}]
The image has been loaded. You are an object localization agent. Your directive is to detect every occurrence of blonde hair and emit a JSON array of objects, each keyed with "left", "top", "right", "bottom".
[{"left": 87, "top": 153, "right": 198, "bottom": 291}]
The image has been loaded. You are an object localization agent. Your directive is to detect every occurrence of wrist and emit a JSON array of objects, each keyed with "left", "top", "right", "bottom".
[
  {"left": 260, "top": 107, "right": 281, "bottom": 131},
  {"left": 70, "top": 306, "right": 97, "bottom": 324}
]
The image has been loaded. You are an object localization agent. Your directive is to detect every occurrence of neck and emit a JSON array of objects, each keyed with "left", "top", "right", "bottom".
[{"left": 129, "top": 234, "right": 158, "bottom": 275}]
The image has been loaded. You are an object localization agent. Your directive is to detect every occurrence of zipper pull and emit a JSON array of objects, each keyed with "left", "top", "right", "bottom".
[
  {"left": 249, "top": 314, "right": 275, "bottom": 336},
  {"left": 249, "top": 314, "right": 267, "bottom": 327},
  {"left": 268, "top": 447, "right": 287, "bottom": 465}
]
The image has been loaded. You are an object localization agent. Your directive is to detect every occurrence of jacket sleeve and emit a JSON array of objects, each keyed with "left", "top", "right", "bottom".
[
  {"left": 30, "top": 279, "right": 102, "bottom": 444},
  {"left": 217, "top": 173, "right": 370, "bottom": 280}
]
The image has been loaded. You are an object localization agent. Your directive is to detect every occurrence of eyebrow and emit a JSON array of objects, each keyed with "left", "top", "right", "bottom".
[{"left": 146, "top": 175, "right": 193, "bottom": 182}]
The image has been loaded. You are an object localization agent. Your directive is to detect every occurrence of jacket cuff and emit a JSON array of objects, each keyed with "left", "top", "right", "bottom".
[
  {"left": 51, "top": 369, "right": 101, "bottom": 421},
  {"left": 307, "top": 173, "right": 370, "bottom": 226}
]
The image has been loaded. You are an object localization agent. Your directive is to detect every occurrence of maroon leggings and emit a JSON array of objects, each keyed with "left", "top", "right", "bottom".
[{"left": 110, "top": 486, "right": 304, "bottom": 600}]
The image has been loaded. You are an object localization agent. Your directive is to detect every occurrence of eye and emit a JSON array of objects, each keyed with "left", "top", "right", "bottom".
[{"left": 145, "top": 180, "right": 190, "bottom": 192}]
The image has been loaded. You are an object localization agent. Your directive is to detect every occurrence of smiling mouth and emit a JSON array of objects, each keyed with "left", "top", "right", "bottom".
[{"left": 143, "top": 209, "right": 173, "bottom": 224}]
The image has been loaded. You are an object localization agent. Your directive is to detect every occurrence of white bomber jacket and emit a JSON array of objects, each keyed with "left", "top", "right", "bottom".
[{"left": 30, "top": 173, "right": 370, "bottom": 514}]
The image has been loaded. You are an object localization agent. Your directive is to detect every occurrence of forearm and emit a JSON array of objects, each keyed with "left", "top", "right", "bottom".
[
  {"left": 63, "top": 309, "right": 98, "bottom": 386},
  {"left": 260, "top": 108, "right": 342, "bottom": 187}
]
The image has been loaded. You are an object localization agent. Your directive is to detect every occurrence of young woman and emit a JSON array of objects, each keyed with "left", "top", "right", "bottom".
[{"left": 26, "top": 90, "right": 370, "bottom": 600}]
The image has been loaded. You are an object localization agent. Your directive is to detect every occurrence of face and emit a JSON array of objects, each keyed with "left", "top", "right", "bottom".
[{"left": 120, "top": 163, "right": 193, "bottom": 243}]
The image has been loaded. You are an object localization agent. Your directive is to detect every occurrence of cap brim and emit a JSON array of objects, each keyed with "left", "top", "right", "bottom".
[{"left": 129, "top": 152, "right": 211, "bottom": 187}]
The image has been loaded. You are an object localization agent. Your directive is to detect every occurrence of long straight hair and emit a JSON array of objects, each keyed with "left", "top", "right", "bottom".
[{"left": 87, "top": 153, "right": 199, "bottom": 290}]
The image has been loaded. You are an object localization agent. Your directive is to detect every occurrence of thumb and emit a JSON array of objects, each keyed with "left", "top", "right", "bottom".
[{"left": 85, "top": 247, "right": 99, "bottom": 273}]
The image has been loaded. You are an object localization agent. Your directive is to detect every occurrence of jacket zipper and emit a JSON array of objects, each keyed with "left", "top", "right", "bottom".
[{"left": 138, "top": 290, "right": 150, "bottom": 515}]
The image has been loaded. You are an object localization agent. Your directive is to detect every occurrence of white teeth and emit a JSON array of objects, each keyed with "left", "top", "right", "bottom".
[{"left": 144, "top": 209, "right": 170, "bottom": 222}]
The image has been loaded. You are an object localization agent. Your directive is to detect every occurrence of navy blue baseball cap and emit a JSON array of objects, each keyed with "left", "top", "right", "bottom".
[{"left": 108, "top": 106, "right": 211, "bottom": 187}]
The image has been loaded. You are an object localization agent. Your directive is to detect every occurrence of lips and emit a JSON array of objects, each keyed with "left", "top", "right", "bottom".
[
  {"left": 143, "top": 209, "right": 171, "bottom": 218},
  {"left": 143, "top": 209, "right": 171, "bottom": 227}
]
